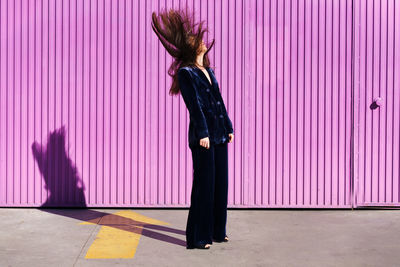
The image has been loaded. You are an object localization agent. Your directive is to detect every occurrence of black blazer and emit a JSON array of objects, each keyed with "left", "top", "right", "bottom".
[{"left": 178, "top": 66, "right": 234, "bottom": 149}]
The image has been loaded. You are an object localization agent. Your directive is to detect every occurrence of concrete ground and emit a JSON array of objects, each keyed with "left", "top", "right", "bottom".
[{"left": 1, "top": 208, "right": 400, "bottom": 267}]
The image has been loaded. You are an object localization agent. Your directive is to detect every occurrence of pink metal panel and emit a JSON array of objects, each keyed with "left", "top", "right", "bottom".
[
  {"left": 0, "top": 0, "right": 247, "bottom": 207},
  {"left": 244, "top": 0, "right": 353, "bottom": 207},
  {"left": 2, "top": 0, "right": 391, "bottom": 208},
  {"left": 354, "top": 0, "right": 400, "bottom": 206}
]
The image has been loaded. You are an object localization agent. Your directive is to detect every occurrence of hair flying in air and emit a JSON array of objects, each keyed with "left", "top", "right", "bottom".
[{"left": 151, "top": 5, "right": 215, "bottom": 95}]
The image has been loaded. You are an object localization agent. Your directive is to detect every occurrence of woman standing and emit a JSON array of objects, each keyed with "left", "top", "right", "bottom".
[{"left": 152, "top": 6, "right": 234, "bottom": 250}]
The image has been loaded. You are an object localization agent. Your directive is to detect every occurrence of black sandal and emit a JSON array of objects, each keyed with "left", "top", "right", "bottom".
[
  {"left": 212, "top": 235, "right": 229, "bottom": 243},
  {"left": 186, "top": 242, "right": 211, "bottom": 249}
]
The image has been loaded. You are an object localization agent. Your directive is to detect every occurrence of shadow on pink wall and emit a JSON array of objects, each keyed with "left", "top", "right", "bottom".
[{"left": 31, "top": 126, "right": 86, "bottom": 207}]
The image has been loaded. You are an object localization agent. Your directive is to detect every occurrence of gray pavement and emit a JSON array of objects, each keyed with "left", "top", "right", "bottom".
[{"left": 1, "top": 208, "right": 400, "bottom": 267}]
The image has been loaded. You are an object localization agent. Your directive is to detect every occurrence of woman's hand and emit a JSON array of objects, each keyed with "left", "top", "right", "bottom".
[
  {"left": 200, "top": 137, "right": 210, "bottom": 149},
  {"left": 228, "top": 133, "right": 234, "bottom": 143}
]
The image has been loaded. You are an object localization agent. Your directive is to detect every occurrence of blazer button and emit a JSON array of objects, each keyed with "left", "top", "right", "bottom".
[
  {"left": 217, "top": 101, "right": 221, "bottom": 105},
  {"left": 206, "top": 88, "right": 210, "bottom": 92},
  {"left": 219, "top": 114, "right": 224, "bottom": 118}
]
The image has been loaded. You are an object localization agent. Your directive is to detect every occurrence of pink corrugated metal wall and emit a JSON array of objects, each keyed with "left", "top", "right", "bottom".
[{"left": 0, "top": 0, "right": 398, "bottom": 208}]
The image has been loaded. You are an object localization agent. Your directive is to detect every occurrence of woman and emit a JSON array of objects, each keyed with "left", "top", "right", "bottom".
[{"left": 152, "top": 6, "right": 234, "bottom": 250}]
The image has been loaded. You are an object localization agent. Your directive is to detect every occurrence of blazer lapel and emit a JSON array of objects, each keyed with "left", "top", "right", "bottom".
[
  {"left": 207, "top": 68, "right": 219, "bottom": 91},
  {"left": 206, "top": 68, "right": 222, "bottom": 97},
  {"left": 192, "top": 67, "right": 214, "bottom": 88}
]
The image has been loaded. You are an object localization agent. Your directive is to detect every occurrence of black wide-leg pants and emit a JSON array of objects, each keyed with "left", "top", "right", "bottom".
[{"left": 186, "top": 141, "right": 229, "bottom": 247}]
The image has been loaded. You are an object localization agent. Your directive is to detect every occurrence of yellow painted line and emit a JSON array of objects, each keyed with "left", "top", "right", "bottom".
[{"left": 79, "top": 210, "right": 169, "bottom": 259}]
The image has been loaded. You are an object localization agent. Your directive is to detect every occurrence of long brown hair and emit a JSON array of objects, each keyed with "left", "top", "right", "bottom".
[{"left": 151, "top": 5, "right": 215, "bottom": 95}]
